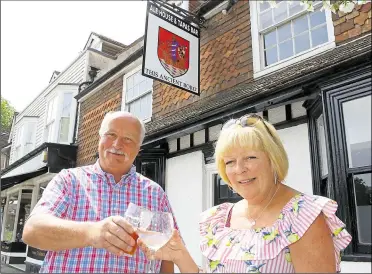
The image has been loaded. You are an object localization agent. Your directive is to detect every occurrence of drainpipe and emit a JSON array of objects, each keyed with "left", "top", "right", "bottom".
[{"left": 71, "top": 67, "right": 99, "bottom": 145}]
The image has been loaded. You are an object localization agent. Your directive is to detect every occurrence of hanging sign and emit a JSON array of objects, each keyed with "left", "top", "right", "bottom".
[{"left": 142, "top": 1, "right": 200, "bottom": 95}]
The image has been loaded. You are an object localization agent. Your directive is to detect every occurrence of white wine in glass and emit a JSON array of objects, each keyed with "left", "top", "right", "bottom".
[
  {"left": 138, "top": 211, "right": 174, "bottom": 273},
  {"left": 123, "top": 203, "right": 153, "bottom": 256}
]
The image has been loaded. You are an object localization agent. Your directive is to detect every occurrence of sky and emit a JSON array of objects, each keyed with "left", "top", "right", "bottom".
[{"left": 1, "top": 1, "right": 147, "bottom": 112}]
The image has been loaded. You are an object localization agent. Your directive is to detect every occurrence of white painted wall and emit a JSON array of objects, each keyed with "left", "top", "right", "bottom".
[
  {"left": 341, "top": 261, "right": 372, "bottom": 273},
  {"left": 277, "top": 123, "right": 313, "bottom": 194},
  {"left": 166, "top": 151, "right": 205, "bottom": 270}
]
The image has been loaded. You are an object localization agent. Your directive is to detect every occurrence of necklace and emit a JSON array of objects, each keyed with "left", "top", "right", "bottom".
[{"left": 246, "top": 183, "right": 280, "bottom": 228}]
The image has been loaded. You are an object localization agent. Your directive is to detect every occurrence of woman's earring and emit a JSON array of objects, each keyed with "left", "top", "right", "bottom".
[{"left": 274, "top": 172, "right": 277, "bottom": 185}]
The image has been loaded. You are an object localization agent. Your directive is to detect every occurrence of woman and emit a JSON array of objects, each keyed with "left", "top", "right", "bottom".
[{"left": 138, "top": 114, "right": 352, "bottom": 273}]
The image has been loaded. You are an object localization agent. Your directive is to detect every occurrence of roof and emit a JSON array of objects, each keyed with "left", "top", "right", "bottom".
[
  {"left": 84, "top": 32, "right": 127, "bottom": 51},
  {"left": 144, "top": 34, "right": 372, "bottom": 140}
]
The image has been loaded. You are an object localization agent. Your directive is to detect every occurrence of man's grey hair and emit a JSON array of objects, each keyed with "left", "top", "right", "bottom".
[{"left": 99, "top": 111, "right": 146, "bottom": 144}]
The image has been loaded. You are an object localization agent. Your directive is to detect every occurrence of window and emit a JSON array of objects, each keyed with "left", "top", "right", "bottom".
[
  {"left": 318, "top": 67, "right": 371, "bottom": 257},
  {"left": 58, "top": 93, "right": 73, "bottom": 143},
  {"left": 24, "top": 123, "right": 36, "bottom": 154},
  {"left": 123, "top": 69, "right": 153, "bottom": 121},
  {"left": 45, "top": 96, "right": 58, "bottom": 142},
  {"left": 214, "top": 174, "right": 242, "bottom": 205},
  {"left": 342, "top": 95, "right": 371, "bottom": 246},
  {"left": 14, "top": 125, "right": 24, "bottom": 160},
  {"left": 250, "top": 1, "right": 334, "bottom": 76}
]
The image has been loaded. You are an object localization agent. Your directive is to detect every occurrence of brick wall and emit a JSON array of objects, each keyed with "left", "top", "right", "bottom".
[
  {"left": 333, "top": 2, "right": 371, "bottom": 44},
  {"left": 152, "top": 0, "right": 252, "bottom": 118},
  {"left": 76, "top": 77, "right": 123, "bottom": 166}
]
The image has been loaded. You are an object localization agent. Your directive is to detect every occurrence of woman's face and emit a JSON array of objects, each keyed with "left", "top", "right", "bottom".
[{"left": 223, "top": 147, "right": 275, "bottom": 202}]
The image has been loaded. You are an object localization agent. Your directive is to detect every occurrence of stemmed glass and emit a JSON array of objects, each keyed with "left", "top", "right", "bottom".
[
  {"left": 137, "top": 211, "right": 174, "bottom": 273},
  {"left": 123, "top": 203, "right": 153, "bottom": 256}
]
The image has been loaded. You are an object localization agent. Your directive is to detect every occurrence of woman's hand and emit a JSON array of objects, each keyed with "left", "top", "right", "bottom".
[{"left": 137, "top": 229, "right": 185, "bottom": 263}]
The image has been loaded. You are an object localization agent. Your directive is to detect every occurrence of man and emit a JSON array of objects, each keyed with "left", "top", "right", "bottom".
[{"left": 23, "top": 111, "right": 177, "bottom": 273}]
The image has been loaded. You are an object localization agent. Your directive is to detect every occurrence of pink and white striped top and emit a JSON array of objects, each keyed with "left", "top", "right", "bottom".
[{"left": 199, "top": 193, "right": 352, "bottom": 273}]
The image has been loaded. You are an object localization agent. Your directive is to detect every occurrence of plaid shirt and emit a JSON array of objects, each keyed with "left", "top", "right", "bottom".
[{"left": 30, "top": 161, "right": 178, "bottom": 273}]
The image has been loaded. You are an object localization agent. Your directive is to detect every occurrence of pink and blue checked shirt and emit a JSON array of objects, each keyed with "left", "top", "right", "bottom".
[{"left": 30, "top": 161, "right": 178, "bottom": 273}]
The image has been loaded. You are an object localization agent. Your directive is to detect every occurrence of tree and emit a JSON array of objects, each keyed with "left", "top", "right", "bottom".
[
  {"left": 1, "top": 97, "right": 16, "bottom": 132},
  {"left": 260, "top": 0, "right": 371, "bottom": 13}
]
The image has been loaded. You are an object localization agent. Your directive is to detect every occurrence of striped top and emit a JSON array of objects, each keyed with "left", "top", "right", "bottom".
[
  {"left": 30, "top": 161, "right": 178, "bottom": 273},
  {"left": 199, "top": 193, "right": 352, "bottom": 273}
]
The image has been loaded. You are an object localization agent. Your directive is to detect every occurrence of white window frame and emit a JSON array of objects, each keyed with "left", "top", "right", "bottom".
[
  {"left": 249, "top": 1, "right": 335, "bottom": 78},
  {"left": 44, "top": 86, "right": 77, "bottom": 144},
  {"left": 45, "top": 95, "right": 58, "bottom": 142},
  {"left": 14, "top": 125, "right": 24, "bottom": 161},
  {"left": 58, "top": 92, "right": 74, "bottom": 144},
  {"left": 122, "top": 64, "right": 153, "bottom": 123}
]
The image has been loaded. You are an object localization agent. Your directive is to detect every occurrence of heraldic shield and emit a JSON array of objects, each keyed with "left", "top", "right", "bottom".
[{"left": 158, "top": 27, "right": 190, "bottom": 78}]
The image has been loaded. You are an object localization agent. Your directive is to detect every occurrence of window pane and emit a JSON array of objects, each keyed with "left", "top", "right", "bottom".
[
  {"left": 146, "top": 77, "right": 153, "bottom": 91},
  {"left": 310, "top": 10, "right": 326, "bottom": 27},
  {"left": 289, "top": 1, "right": 305, "bottom": 16},
  {"left": 61, "top": 93, "right": 73, "bottom": 117},
  {"left": 317, "top": 114, "right": 328, "bottom": 176},
  {"left": 260, "top": 9, "right": 273, "bottom": 30},
  {"left": 273, "top": 1, "right": 287, "bottom": 23},
  {"left": 59, "top": 117, "right": 70, "bottom": 143},
  {"left": 294, "top": 32, "right": 310, "bottom": 54},
  {"left": 126, "top": 88, "right": 133, "bottom": 101},
  {"left": 133, "top": 72, "right": 140, "bottom": 86},
  {"left": 293, "top": 15, "right": 309, "bottom": 35},
  {"left": 219, "top": 179, "right": 229, "bottom": 198},
  {"left": 16, "top": 190, "right": 32, "bottom": 242},
  {"left": 4, "top": 193, "right": 19, "bottom": 242},
  {"left": 139, "top": 80, "right": 148, "bottom": 96},
  {"left": 264, "top": 31, "right": 277, "bottom": 49},
  {"left": 46, "top": 122, "right": 54, "bottom": 142},
  {"left": 343, "top": 95, "right": 372, "bottom": 168},
  {"left": 265, "top": 46, "right": 278, "bottom": 66},
  {"left": 141, "top": 161, "right": 157, "bottom": 182},
  {"left": 311, "top": 25, "right": 328, "bottom": 47},
  {"left": 259, "top": 1, "right": 270, "bottom": 11},
  {"left": 127, "top": 75, "right": 133, "bottom": 89},
  {"left": 353, "top": 173, "right": 371, "bottom": 244},
  {"left": 278, "top": 24, "right": 291, "bottom": 42},
  {"left": 279, "top": 40, "right": 293, "bottom": 60},
  {"left": 133, "top": 85, "right": 139, "bottom": 99}
]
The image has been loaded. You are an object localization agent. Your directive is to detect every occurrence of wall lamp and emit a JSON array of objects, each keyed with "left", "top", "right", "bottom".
[{"left": 222, "top": 0, "right": 239, "bottom": 15}]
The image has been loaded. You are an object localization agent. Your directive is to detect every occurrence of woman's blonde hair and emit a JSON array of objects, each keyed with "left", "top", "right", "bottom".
[{"left": 215, "top": 115, "right": 289, "bottom": 186}]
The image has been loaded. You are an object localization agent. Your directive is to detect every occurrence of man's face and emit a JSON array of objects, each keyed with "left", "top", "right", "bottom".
[{"left": 98, "top": 116, "right": 141, "bottom": 176}]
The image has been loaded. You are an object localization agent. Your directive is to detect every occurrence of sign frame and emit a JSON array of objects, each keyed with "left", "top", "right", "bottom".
[{"left": 142, "top": 0, "right": 201, "bottom": 96}]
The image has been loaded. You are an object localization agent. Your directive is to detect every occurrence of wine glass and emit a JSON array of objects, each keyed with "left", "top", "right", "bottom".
[
  {"left": 123, "top": 203, "right": 153, "bottom": 256},
  {"left": 137, "top": 211, "right": 174, "bottom": 273}
]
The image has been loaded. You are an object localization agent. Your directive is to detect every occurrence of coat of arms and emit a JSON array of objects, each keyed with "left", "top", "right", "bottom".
[{"left": 157, "top": 27, "right": 189, "bottom": 78}]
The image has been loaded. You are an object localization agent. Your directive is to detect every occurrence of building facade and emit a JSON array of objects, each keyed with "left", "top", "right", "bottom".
[
  {"left": 75, "top": 1, "right": 371, "bottom": 272},
  {"left": 0, "top": 32, "right": 127, "bottom": 273}
]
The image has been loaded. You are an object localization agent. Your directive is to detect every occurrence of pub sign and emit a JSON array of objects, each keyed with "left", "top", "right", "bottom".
[{"left": 142, "top": 0, "right": 200, "bottom": 95}]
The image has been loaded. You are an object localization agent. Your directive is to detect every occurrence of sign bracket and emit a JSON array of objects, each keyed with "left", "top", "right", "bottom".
[{"left": 150, "top": 0, "right": 206, "bottom": 28}]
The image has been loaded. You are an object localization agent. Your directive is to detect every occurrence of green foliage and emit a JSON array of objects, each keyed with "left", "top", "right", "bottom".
[
  {"left": 260, "top": 0, "right": 370, "bottom": 13},
  {"left": 1, "top": 97, "right": 16, "bottom": 132}
]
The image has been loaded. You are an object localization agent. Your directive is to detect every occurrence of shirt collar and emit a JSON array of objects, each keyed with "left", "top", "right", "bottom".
[{"left": 93, "top": 160, "right": 137, "bottom": 183}]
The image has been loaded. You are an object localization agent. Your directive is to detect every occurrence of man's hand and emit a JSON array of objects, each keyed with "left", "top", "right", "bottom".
[{"left": 87, "top": 215, "right": 136, "bottom": 256}]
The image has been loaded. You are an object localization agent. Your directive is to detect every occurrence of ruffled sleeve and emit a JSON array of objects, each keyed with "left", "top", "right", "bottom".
[
  {"left": 277, "top": 194, "right": 352, "bottom": 272},
  {"left": 199, "top": 203, "right": 232, "bottom": 254}
]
